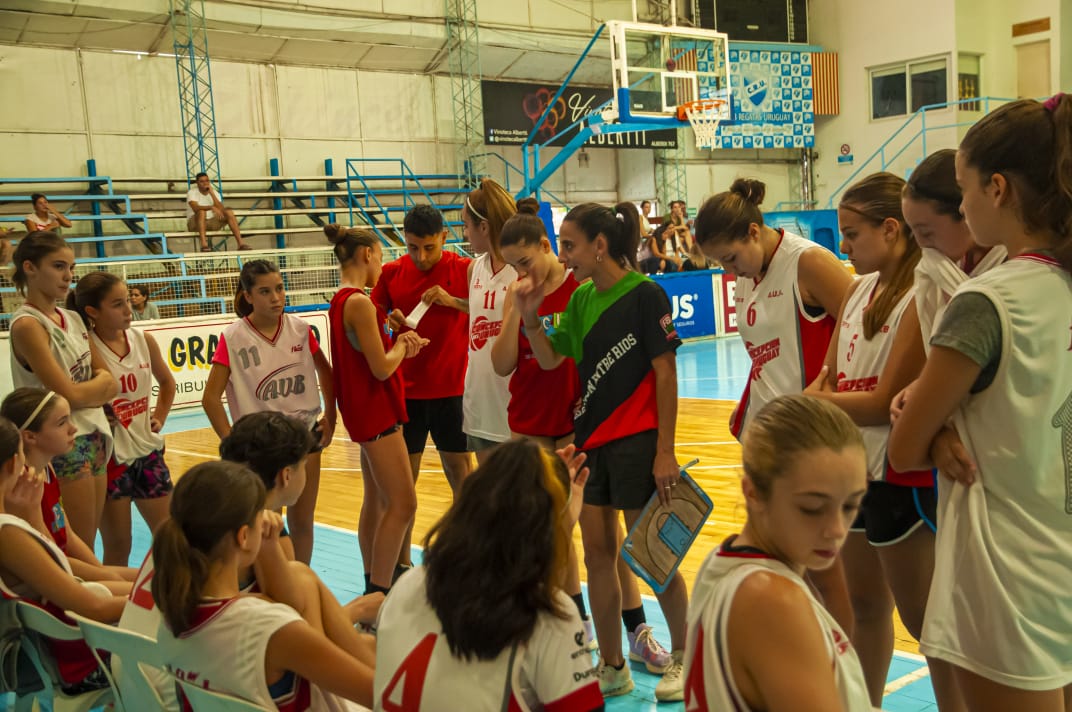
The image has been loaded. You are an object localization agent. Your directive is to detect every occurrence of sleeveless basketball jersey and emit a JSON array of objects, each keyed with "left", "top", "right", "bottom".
[
  {"left": 730, "top": 232, "right": 837, "bottom": 438},
  {"left": 508, "top": 271, "right": 580, "bottom": 438},
  {"left": 214, "top": 315, "right": 322, "bottom": 428},
  {"left": 464, "top": 254, "right": 516, "bottom": 442},
  {"left": 329, "top": 287, "right": 407, "bottom": 443},
  {"left": 373, "top": 567, "right": 602, "bottom": 712},
  {"left": 92, "top": 328, "right": 164, "bottom": 464},
  {"left": 0, "top": 513, "right": 102, "bottom": 686},
  {"left": 836, "top": 274, "right": 931, "bottom": 487},
  {"left": 10, "top": 305, "right": 112, "bottom": 449},
  {"left": 914, "top": 245, "right": 1006, "bottom": 350},
  {"left": 156, "top": 596, "right": 367, "bottom": 712},
  {"left": 922, "top": 255, "right": 1072, "bottom": 690},
  {"left": 684, "top": 542, "right": 872, "bottom": 712}
]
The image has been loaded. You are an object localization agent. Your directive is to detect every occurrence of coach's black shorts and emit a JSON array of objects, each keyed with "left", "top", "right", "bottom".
[
  {"left": 582, "top": 429, "right": 658, "bottom": 510},
  {"left": 402, "top": 396, "right": 469, "bottom": 454},
  {"left": 850, "top": 480, "right": 937, "bottom": 546}
]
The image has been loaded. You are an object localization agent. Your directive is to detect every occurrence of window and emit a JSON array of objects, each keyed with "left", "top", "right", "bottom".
[
  {"left": 869, "top": 57, "right": 950, "bottom": 120},
  {"left": 958, "top": 54, "right": 982, "bottom": 111}
]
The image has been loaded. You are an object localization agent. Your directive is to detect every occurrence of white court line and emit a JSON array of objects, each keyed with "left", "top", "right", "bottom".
[{"left": 883, "top": 663, "right": 931, "bottom": 695}]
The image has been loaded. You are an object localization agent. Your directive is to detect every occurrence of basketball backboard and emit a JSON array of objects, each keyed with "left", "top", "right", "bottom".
[{"left": 608, "top": 21, "right": 731, "bottom": 124}]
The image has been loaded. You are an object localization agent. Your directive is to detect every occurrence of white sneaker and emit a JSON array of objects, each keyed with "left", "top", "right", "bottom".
[
  {"left": 583, "top": 618, "right": 599, "bottom": 652},
  {"left": 598, "top": 659, "right": 634, "bottom": 697},
  {"left": 628, "top": 623, "right": 672, "bottom": 673},
  {"left": 654, "top": 650, "right": 684, "bottom": 702}
]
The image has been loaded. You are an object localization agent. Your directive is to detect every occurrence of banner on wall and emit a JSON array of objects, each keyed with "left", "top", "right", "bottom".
[
  {"left": 714, "top": 48, "right": 815, "bottom": 149},
  {"left": 142, "top": 312, "right": 330, "bottom": 408},
  {"left": 651, "top": 271, "right": 718, "bottom": 339},
  {"left": 720, "top": 274, "right": 739, "bottom": 335},
  {"left": 481, "top": 80, "right": 678, "bottom": 149}
]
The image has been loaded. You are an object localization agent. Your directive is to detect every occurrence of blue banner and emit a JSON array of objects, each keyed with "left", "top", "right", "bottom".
[
  {"left": 714, "top": 47, "right": 815, "bottom": 149},
  {"left": 651, "top": 270, "right": 718, "bottom": 339}
]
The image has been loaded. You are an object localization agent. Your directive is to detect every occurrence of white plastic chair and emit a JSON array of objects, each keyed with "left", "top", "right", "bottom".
[
  {"left": 12, "top": 601, "right": 113, "bottom": 712},
  {"left": 173, "top": 677, "right": 273, "bottom": 712},
  {"left": 67, "top": 611, "right": 169, "bottom": 712}
]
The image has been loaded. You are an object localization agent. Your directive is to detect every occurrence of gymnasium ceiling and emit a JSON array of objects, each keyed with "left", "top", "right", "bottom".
[{"left": 0, "top": 0, "right": 652, "bottom": 85}]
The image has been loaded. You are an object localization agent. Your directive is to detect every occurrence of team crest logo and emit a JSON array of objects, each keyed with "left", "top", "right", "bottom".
[{"left": 659, "top": 314, "right": 678, "bottom": 341}]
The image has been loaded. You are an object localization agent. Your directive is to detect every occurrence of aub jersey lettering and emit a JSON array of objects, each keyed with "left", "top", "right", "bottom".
[{"left": 256, "top": 364, "right": 307, "bottom": 402}]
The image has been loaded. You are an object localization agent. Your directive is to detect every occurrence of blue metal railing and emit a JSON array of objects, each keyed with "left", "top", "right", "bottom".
[
  {"left": 824, "top": 96, "right": 1017, "bottom": 208},
  {"left": 344, "top": 158, "right": 467, "bottom": 244},
  {"left": 468, "top": 152, "right": 569, "bottom": 210}
]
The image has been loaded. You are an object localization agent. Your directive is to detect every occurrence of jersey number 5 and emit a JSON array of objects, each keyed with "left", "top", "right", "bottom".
[{"left": 380, "top": 633, "right": 437, "bottom": 711}]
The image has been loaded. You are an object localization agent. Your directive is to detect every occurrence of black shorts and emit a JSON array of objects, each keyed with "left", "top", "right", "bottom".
[
  {"left": 850, "top": 480, "right": 937, "bottom": 546},
  {"left": 402, "top": 396, "right": 468, "bottom": 454},
  {"left": 582, "top": 429, "right": 658, "bottom": 510}
]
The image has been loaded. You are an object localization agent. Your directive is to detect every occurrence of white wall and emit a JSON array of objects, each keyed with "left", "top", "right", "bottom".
[{"left": 808, "top": 0, "right": 959, "bottom": 207}]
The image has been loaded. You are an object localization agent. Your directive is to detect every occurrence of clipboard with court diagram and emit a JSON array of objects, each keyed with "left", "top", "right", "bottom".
[{"left": 622, "top": 460, "right": 712, "bottom": 593}]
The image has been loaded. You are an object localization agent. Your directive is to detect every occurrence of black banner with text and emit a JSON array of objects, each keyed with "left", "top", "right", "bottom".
[{"left": 481, "top": 80, "right": 678, "bottom": 149}]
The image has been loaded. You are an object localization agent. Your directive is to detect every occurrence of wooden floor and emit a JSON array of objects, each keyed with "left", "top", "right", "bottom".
[{"left": 164, "top": 397, "right": 919, "bottom": 653}]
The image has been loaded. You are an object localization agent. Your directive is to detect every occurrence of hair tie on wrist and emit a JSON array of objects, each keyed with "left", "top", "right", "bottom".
[
  {"left": 19, "top": 391, "right": 55, "bottom": 430},
  {"left": 1044, "top": 93, "right": 1065, "bottom": 112}
]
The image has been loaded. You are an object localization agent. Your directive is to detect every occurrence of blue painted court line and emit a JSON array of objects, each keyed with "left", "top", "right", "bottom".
[
  {"left": 677, "top": 337, "right": 749, "bottom": 401},
  {"left": 106, "top": 513, "right": 935, "bottom": 711}
]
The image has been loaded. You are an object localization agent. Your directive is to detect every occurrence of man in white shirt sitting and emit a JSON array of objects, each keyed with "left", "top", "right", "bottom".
[{"left": 186, "top": 172, "right": 251, "bottom": 252}]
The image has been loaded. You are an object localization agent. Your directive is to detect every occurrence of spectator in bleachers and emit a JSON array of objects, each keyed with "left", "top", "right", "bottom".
[
  {"left": 25, "top": 193, "right": 73, "bottom": 233},
  {"left": 186, "top": 172, "right": 251, "bottom": 252},
  {"left": 639, "top": 200, "right": 654, "bottom": 237},
  {"left": 129, "top": 285, "right": 160, "bottom": 321}
]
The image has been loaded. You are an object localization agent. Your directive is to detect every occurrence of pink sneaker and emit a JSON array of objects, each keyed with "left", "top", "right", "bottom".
[{"left": 627, "top": 624, "right": 671, "bottom": 673}]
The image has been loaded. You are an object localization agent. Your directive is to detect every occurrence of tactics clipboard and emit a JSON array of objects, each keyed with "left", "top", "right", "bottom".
[{"left": 621, "top": 459, "right": 712, "bottom": 593}]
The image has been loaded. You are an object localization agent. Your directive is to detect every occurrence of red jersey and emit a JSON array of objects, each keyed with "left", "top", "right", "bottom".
[
  {"left": 369, "top": 251, "right": 471, "bottom": 400},
  {"left": 508, "top": 272, "right": 581, "bottom": 438},
  {"left": 41, "top": 465, "right": 68, "bottom": 553},
  {"left": 329, "top": 287, "right": 407, "bottom": 443}
]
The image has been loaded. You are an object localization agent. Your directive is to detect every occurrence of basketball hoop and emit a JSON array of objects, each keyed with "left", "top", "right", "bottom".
[{"left": 677, "top": 99, "right": 727, "bottom": 150}]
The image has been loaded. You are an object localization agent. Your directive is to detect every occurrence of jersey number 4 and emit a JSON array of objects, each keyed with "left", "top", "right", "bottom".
[{"left": 380, "top": 633, "right": 437, "bottom": 711}]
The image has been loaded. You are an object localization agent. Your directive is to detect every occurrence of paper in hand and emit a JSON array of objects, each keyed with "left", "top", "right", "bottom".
[{"left": 405, "top": 301, "right": 430, "bottom": 329}]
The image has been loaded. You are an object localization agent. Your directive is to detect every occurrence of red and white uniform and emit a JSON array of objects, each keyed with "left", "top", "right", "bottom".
[
  {"left": 730, "top": 232, "right": 836, "bottom": 438},
  {"left": 923, "top": 255, "right": 1072, "bottom": 690},
  {"left": 914, "top": 246, "right": 1006, "bottom": 349},
  {"left": 40, "top": 464, "right": 68, "bottom": 552},
  {"left": 156, "top": 596, "right": 367, "bottom": 712},
  {"left": 118, "top": 552, "right": 179, "bottom": 710},
  {"left": 684, "top": 542, "right": 872, "bottom": 711},
  {"left": 212, "top": 315, "right": 323, "bottom": 428},
  {"left": 464, "top": 254, "right": 516, "bottom": 442},
  {"left": 508, "top": 272, "right": 580, "bottom": 438},
  {"left": 836, "top": 274, "right": 931, "bottom": 487},
  {"left": 374, "top": 567, "right": 602, "bottom": 712},
  {"left": 10, "top": 304, "right": 112, "bottom": 453},
  {"left": 93, "top": 328, "right": 164, "bottom": 463},
  {"left": 370, "top": 251, "right": 471, "bottom": 400},
  {"left": 0, "top": 513, "right": 104, "bottom": 687},
  {"left": 329, "top": 287, "right": 407, "bottom": 443}
]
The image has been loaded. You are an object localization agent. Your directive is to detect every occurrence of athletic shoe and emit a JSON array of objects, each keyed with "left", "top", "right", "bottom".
[
  {"left": 628, "top": 624, "right": 672, "bottom": 673},
  {"left": 597, "top": 659, "right": 634, "bottom": 697},
  {"left": 653, "top": 650, "right": 685, "bottom": 702},
  {"left": 583, "top": 617, "right": 599, "bottom": 652}
]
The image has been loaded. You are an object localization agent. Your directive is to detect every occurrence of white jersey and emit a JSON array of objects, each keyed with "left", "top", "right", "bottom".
[
  {"left": 922, "top": 254, "right": 1072, "bottom": 690},
  {"left": 156, "top": 595, "right": 367, "bottom": 712},
  {"left": 0, "top": 513, "right": 71, "bottom": 599},
  {"left": 914, "top": 245, "right": 1007, "bottom": 350},
  {"left": 684, "top": 542, "right": 872, "bottom": 712},
  {"left": 216, "top": 315, "right": 322, "bottom": 428},
  {"left": 374, "top": 567, "right": 601, "bottom": 712},
  {"left": 730, "top": 232, "right": 837, "bottom": 439},
  {"left": 92, "top": 328, "right": 164, "bottom": 464},
  {"left": 836, "top": 273, "right": 919, "bottom": 483},
  {"left": 10, "top": 305, "right": 112, "bottom": 451},
  {"left": 463, "top": 254, "right": 515, "bottom": 442}
]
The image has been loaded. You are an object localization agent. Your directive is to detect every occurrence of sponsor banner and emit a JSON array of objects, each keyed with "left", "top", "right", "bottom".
[
  {"left": 142, "top": 312, "right": 330, "bottom": 408},
  {"left": 715, "top": 47, "right": 815, "bottom": 149},
  {"left": 720, "top": 274, "right": 739, "bottom": 335},
  {"left": 651, "top": 270, "right": 717, "bottom": 339},
  {"left": 481, "top": 79, "right": 678, "bottom": 149}
]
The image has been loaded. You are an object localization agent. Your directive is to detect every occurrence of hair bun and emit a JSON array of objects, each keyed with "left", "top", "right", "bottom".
[
  {"left": 515, "top": 197, "right": 540, "bottom": 215},
  {"left": 323, "top": 224, "right": 346, "bottom": 244},
  {"left": 729, "top": 178, "right": 767, "bottom": 207}
]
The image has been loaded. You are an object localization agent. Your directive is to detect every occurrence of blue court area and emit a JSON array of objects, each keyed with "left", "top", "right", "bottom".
[{"left": 133, "top": 338, "right": 937, "bottom": 710}]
